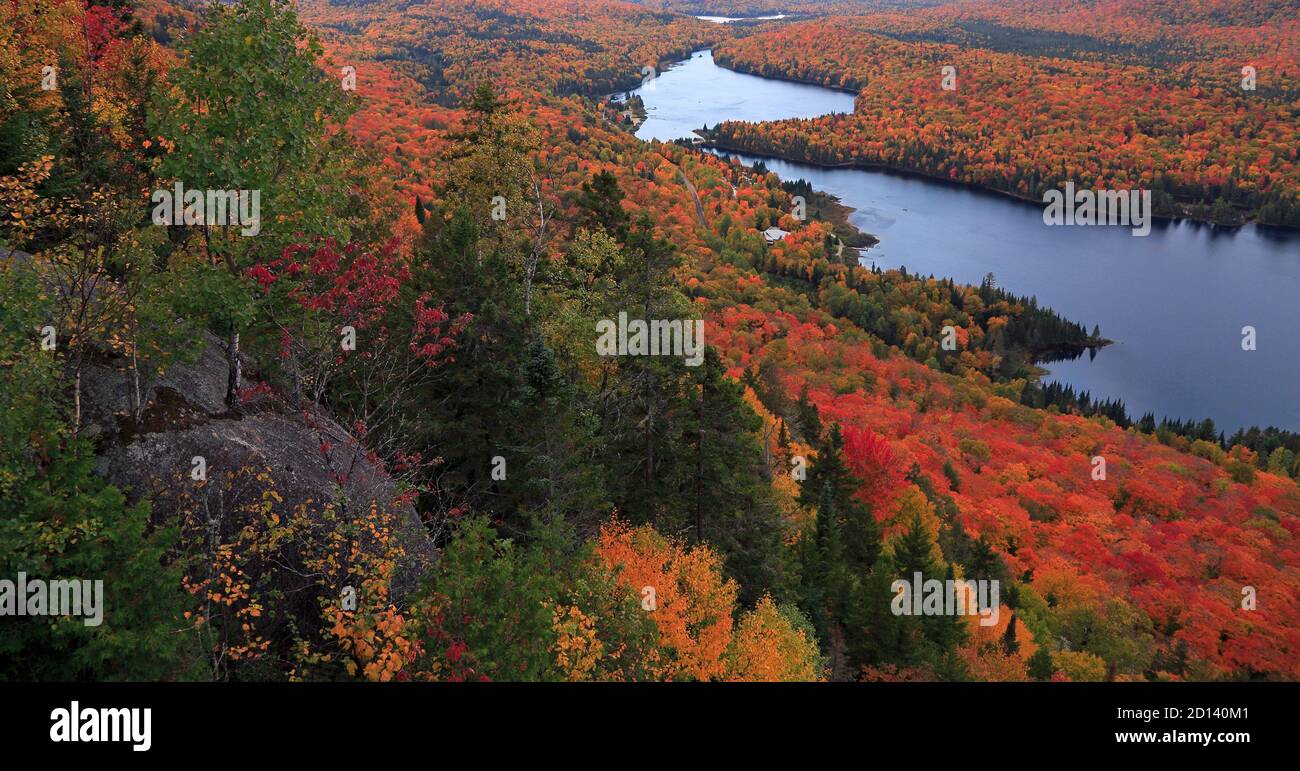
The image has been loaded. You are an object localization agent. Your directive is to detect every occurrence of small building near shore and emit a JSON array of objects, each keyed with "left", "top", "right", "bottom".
[{"left": 763, "top": 227, "right": 789, "bottom": 244}]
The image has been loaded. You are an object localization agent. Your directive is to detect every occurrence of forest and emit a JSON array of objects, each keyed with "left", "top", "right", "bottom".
[{"left": 1, "top": 0, "right": 1296, "bottom": 683}]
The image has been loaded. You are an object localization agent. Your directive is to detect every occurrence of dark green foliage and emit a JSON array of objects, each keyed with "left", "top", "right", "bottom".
[
  {"left": 575, "top": 170, "right": 630, "bottom": 241},
  {"left": 1028, "top": 646, "right": 1056, "bottom": 680},
  {"left": 420, "top": 514, "right": 660, "bottom": 681},
  {"left": 0, "top": 266, "right": 198, "bottom": 681},
  {"left": 798, "top": 424, "right": 879, "bottom": 576}
]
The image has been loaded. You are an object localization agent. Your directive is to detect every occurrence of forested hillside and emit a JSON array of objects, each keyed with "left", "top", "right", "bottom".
[{"left": 1, "top": 0, "right": 1296, "bottom": 682}]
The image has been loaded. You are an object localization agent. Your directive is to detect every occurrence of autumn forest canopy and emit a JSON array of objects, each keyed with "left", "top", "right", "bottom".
[{"left": 0, "top": 0, "right": 1297, "bottom": 692}]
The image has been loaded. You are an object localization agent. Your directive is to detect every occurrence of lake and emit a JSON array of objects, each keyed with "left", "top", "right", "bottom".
[
  {"left": 632, "top": 50, "right": 855, "bottom": 144},
  {"left": 696, "top": 15, "right": 789, "bottom": 24},
  {"left": 630, "top": 51, "right": 1300, "bottom": 433}
]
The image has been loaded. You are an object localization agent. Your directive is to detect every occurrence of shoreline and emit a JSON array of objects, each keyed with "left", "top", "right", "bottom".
[
  {"left": 795, "top": 186, "right": 879, "bottom": 258},
  {"left": 610, "top": 52, "right": 1294, "bottom": 436},
  {"left": 711, "top": 52, "right": 863, "bottom": 96},
  {"left": 606, "top": 89, "right": 1299, "bottom": 438},
  {"left": 705, "top": 137, "right": 1294, "bottom": 232},
  {"left": 704, "top": 58, "right": 1295, "bottom": 232}
]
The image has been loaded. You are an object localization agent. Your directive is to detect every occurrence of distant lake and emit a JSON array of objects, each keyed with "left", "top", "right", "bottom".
[
  {"left": 630, "top": 50, "right": 854, "bottom": 144},
  {"left": 628, "top": 51, "right": 1300, "bottom": 433},
  {"left": 695, "top": 14, "right": 789, "bottom": 24}
]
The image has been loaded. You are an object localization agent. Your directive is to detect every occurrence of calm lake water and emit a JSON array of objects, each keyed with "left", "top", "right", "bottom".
[
  {"left": 695, "top": 15, "right": 789, "bottom": 24},
  {"left": 630, "top": 52, "right": 1300, "bottom": 433},
  {"left": 632, "top": 50, "right": 855, "bottom": 144}
]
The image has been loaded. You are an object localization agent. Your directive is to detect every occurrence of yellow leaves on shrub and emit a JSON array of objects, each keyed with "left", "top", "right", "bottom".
[
  {"left": 726, "top": 596, "right": 821, "bottom": 682},
  {"left": 1052, "top": 650, "right": 1107, "bottom": 682},
  {"left": 594, "top": 518, "right": 737, "bottom": 681},
  {"left": 549, "top": 604, "right": 603, "bottom": 682}
]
